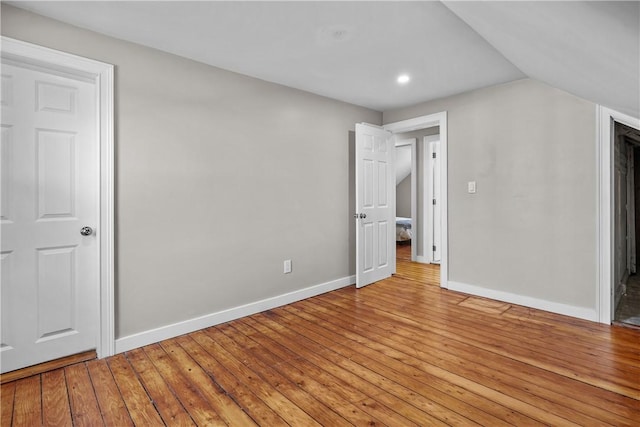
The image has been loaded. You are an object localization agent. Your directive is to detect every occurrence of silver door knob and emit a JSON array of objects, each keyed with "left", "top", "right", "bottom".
[{"left": 80, "top": 226, "right": 93, "bottom": 236}]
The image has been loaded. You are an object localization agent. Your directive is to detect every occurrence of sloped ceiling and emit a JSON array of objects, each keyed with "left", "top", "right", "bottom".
[
  {"left": 443, "top": 1, "right": 640, "bottom": 118},
  {"left": 5, "top": 1, "right": 639, "bottom": 117},
  {"left": 396, "top": 145, "right": 412, "bottom": 185}
]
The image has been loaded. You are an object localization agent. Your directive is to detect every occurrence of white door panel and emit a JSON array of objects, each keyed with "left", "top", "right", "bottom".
[
  {"left": 0, "top": 62, "right": 99, "bottom": 373},
  {"left": 356, "top": 124, "right": 394, "bottom": 288}
]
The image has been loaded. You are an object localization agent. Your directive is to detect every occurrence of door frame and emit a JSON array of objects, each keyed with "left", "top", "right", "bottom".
[
  {"left": 424, "top": 134, "right": 441, "bottom": 264},
  {"left": 384, "top": 112, "right": 448, "bottom": 288},
  {"left": 395, "top": 138, "right": 417, "bottom": 262},
  {"left": 597, "top": 105, "right": 640, "bottom": 324},
  {"left": 2, "top": 37, "right": 115, "bottom": 357}
]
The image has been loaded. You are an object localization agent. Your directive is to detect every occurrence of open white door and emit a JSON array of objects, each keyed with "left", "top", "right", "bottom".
[{"left": 355, "top": 123, "right": 395, "bottom": 288}]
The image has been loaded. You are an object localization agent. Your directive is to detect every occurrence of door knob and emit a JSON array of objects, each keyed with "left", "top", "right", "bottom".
[
  {"left": 359, "top": 213, "right": 367, "bottom": 219},
  {"left": 353, "top": 213, "right": 359, "bottom": 218},
  {"left": 80, "top": 226, "right": 93, "bottom": 236}
]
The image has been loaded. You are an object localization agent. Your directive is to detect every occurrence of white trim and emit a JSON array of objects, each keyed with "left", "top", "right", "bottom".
[
  {"left": 410, "top": 140, "right": 417, "bottom": 262},
  {"left": 115, "top": 275, "right": 355, "bottom": 354},
  {"left": 384, "top": 114, "right": 441, "bottom": 134},
  {"left": 424, "top": 134, "right": 440, "bottom": 264},
  {"left": 384, "top": 112, "right": 448, "bottom": 288},
  {"left": 2, "top": 37, "right": 116, "bottom": 357},
  {"left": 448, "top": 281, "right": 598, "bottom": 322},
  {"left": 597, "top": 106, "right": 640, "bottom": 324}
]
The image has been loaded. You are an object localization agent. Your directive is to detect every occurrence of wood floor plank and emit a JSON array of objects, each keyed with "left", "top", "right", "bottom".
[
  {"left": 65, "top": 363, "right": 105, "bottom": 427},
  {"left": 263, "top": 307, "right": 538, "bottom": 427},
  {"left": 12, "top": 376, "right": 41, "bottom": 426},
  {"left": 214, "top": 322, "right": 382, "bottom": 426},
  {"left": 231, "top": 318, "right": 447, "bottom": 427},
  {"left": 107, "top": 353, "right": 165, "bottom": 426},
  {"left": 142, "top": 343, "right": 227, "bottom": 426},
  {"left": 244, "top": 313, "right": 481, "bottom": 427},
  {"left": 190, "top": 329, "right": 323, "bottom": 427},
  {"left": 1, "top": 381, "right": 16, "bottom": 427},
  {"left": 125, "top": 347, "right": 196, "bottom": 427},
  {"left": 1, "top": 350, "right": 96, "bottom": 385},
  {"left": 174, "top": 335, "right": 287, "bottom": 427},
  {"left": 41, "top": 369, "right": 72, "bottom": 427},
  {"left": 159, "top": 338, "right": 257, "bottom": 426},
  {"left": 86, "top": 359, "right": 133, "bottom": 427}
]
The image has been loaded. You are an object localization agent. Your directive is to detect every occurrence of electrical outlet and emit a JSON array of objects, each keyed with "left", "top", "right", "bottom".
[{"left": 284, "top": 259, "right": 292, "bottom": 274}]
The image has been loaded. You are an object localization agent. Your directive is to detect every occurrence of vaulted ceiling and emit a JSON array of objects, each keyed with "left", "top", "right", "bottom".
[{"left": 7, "top": 1, "right": 639, "bottom": 117}]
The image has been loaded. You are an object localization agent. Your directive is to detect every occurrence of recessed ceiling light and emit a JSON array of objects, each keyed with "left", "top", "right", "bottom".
[{"left": 397, "top": 74, "right": 410, "bottom": 84}]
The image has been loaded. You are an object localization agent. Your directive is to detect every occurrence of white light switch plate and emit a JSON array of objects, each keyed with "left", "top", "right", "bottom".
[{"left": 468, "top": 181, "right": 476, "bottom": 193}]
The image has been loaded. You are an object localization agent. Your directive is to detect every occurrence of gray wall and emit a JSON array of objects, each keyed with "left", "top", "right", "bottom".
[
  {"left": 396, "top": 175, "right": 411, "bottom": 218},
  {"left": 1, "top": 5, "right": 381, "bottom": 338},
  {"left": 385, "top": 79, "right": 597, "bottom": 310}
]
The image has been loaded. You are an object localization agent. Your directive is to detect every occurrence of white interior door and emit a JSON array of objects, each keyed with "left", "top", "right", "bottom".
[
  {"left": 1, "top": 61, "right": 99, "bottom": 373},
  {"left": 355, "top": 123, "right": 395, "bottom": 288},
  {"left": 430, "top": 140, "right": 442, "bottom": 263}
]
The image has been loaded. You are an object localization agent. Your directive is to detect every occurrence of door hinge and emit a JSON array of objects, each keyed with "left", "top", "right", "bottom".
[
  {"left": 432, "top": 152, "right": 437, "bottom": 159},
  {"left": 432, "top": 245, "right": 437, "bottom": 252},
  {"left": 432, "top": 199, "right": 436, "bottom": 205}
]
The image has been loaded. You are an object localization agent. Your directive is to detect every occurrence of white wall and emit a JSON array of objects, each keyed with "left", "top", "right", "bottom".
[
  {"left": 385, "top": 79, "right": 597, "bottom": 313},
  {"left": 1, "top": 5, "right": 381, "bottom": 340}
]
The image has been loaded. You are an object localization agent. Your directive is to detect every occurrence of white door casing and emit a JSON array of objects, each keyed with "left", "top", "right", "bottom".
[
  {"left": 1, "top": 37, "right": 114, "bottom": 371},
  {"left": 355, "top": 123, "right": 395, "bottom": 288},
  {"left": 598, "top": 106, "right": 640, "bottom": 323}
]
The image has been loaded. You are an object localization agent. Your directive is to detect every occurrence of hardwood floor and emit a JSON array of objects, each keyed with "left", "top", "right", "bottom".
[{"left": 2, "top": 254, "right": 639, "bottom": 426}]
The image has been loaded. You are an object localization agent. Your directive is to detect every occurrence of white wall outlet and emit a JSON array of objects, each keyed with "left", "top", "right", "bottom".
[
  {"left": 468, "top": 181, "right": 476, "bottom": 194},
  {"left": 284, "top": 259, "right": 292, "bottom": 274}
]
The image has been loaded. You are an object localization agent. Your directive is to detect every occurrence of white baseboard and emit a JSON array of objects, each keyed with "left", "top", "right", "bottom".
[
  {"left": 447, "top": 281, "right": 598, "bottom": 322},
  {"left": 415, "top": 255, "right": 429, "bottom": 263},
  {"left": 115, "top": 275, "right": 355, "bottom": 354}
]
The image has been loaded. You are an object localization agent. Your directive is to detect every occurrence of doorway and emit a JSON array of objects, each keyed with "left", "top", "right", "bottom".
[
  {"left": 394, "top": 131, "right": 441, "bottom": 266},
  {"left": 384, "top": 112, "right": 448, "bottom": 289},
  {"left": 395, "top": 138, "right": 416, "bottom": 262},
  {"left": 612, "top": 122, "right": 640, "bottom": 327},
  {"left": 598, "top": 106, "right": 640, "bottom": 324}
]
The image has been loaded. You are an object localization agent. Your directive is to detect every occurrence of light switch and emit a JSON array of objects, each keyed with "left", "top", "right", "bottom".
[{"left": 468, "top": 181, "right": 476, "bottom": 194}]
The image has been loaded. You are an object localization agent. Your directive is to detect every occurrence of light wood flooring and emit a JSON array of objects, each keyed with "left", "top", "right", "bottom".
[{"left": 2, "top": 247, "right": 639, "bottom": 426}]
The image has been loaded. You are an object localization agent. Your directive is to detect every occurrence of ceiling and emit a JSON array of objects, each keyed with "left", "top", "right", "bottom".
[{"left": 7, "top": 1, "right": 639, "bottom": 116}]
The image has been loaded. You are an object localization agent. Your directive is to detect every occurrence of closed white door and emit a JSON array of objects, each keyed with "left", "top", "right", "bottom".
[
  {"left": 355, "top": 123, "right": 395, "bottom": 288},
  {"left": 1, "top": 61, "right": 99, "bottom": 373},
  {"left": 430, "top": 140, "right": 441, "bottom": 263}
]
